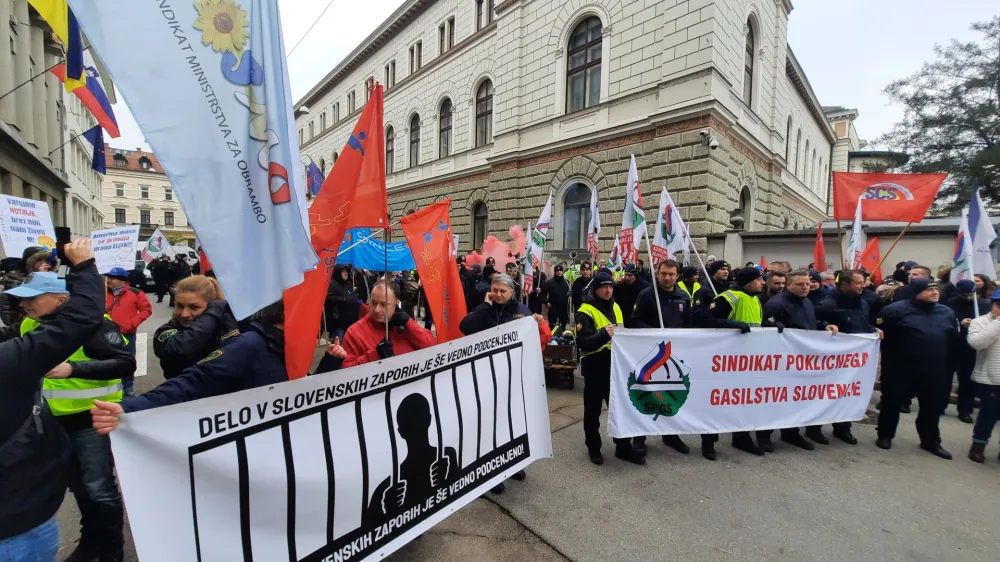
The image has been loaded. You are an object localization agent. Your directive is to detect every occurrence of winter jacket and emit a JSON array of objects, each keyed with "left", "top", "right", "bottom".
[
  {"left": 571, "top": 276, "right": 592, "bottom": 310},
  {"left": 541, "top": 276, "right": 570, "bottom": 307},
  {"left": 460, "top": 300, "right": 552, "bottom": 348},
  {"left": 614, "top": 278, "right": 648, "bottom": 328},
  {"left": 341, "top": 315, "right": 438, "bottom": 368},
  {"left": 763, "top": 291, "right": 828, "bottom": 331},
  {"left": 968, "top": 313, "right": 1000, "bottom": 386},
  {"left": 105, "top": 285, "right": 152, "bottom": 334},
  {"left": 326, "top": 266, "right": 361, "bottom": 333},
  {"left": 947, "top": 295, "right": 990, "bottom": 368},
  {"left": 0, "top": 269, "right": 27, "bottom": 327},
  {"left": 816, "top": 292, "right": 875, "bottom": 334},
  {"left": 631, "top": 283, "right": 693, "bottom": 329},
  {"left": 0, "top": 258, "right": 104, "bottom": 541},
  {"left": 878, "top": 298, "right": 959, "bottom": 380},
  {"left": 124, "top": 322, "right": 285, "bottom": 412},
  {"left": 153, "top": 300, "right": 240, "bottom": 379}
]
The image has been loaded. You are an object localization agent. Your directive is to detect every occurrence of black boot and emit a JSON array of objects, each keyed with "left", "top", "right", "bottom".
[
  {"left": 969, "top": 442, "right": 986, "bottom": 463},
  {"left": 491, "top": 482, "right": 506, "bottom": 494},
  {"left": 959, "top": 413, "right": 974, "bottom": 424},
  {"left": 732, "top": 436, "right": 764, "bottom": 456},
  {"left": 615, "top": 444, "right": 646, "bottom": 465},
  {"left": 757, "top": 434, "right": 775, "bottom": 453},
  {"left": 662, "top": 435, "right": 690, "bottom": 454},
  {"left": 701, "top": 443, "right": 717, "bottom": 461},
  {"left": 919, "top": 442, "right": 952, "bottom": 460},
  {"left": 632, "top": 439, "right": 647, "bottom": 456},
  {"left": 805, "top": 428, "right": 829, "bottom": 445},
  {"left": 875, "top": 437, "right": 892, "bottom": 450},
  {"left": 833, "top": 430, "right": 858, "bottom": 445},
  {"left": 588, "top": 448, "right": 604, "bottom": 465},
  {"left": 511, "top": 470, "right": 526, "bottom": 481},
  {"left": 782, "top": 433, "right": 815, "bottom": 451}
]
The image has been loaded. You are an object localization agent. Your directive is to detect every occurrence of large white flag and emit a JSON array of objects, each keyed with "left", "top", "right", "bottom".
[
  {"left": 69, "top": 0, "right": 317, "bottom": 319},
  {"left": 141, "top": 228, "right": 174, "bottom": 263},
  {"left": 586, "top": 185, "right": 600, "bottom": 258},
  {"left": 530, "top": 192, "right": 553, "bottom": 269},
  {"left": 620, "top": 154, "right": 646, "bottom": 264},
  {"left": 608, "top": 232, "right": 622, "bottom": 270},
  {"left": 651, "top": 186, "right": 689, "bottom": 266},
  {"left": 846, "top": 196, "right": 865, "bottom": 269},
  {"left": 953, "top": 208, "right": 975, "bottom": 282},
  {"left": 968, "top": 186, "right": 997, "bottom": 279}
]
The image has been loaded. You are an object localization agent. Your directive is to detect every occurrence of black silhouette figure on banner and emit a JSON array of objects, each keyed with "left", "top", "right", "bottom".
[{"left": 364, "top": 393, "right": 458, "bottom": 526}]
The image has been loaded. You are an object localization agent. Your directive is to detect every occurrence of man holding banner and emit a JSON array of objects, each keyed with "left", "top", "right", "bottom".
[{"left": 340, "top": 279, "right": 437, "bottom": 368}]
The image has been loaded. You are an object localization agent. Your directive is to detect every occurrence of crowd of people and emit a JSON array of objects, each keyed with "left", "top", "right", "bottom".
[{"left": 3, "top": 238, "right": 1000, "bottom": 561}]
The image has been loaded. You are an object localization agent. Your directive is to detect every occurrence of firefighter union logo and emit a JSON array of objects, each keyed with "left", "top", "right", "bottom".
[
  {"left": 627, "top": 341, "right": 690, "bottom": 419},
  {"left": 862, "top": 182, "right": 915, "bottom": 201}
]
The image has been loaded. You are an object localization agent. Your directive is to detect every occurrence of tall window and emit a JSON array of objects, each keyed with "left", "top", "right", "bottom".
[
  {"left": 115, "top": 183, "right": 124, "bottom": 197},
  {"left": 320, "top": 112, "right": 327, "bottom": 130},
  {"left": 476, "top": 0, "right": 483, "bottom": 30},
  {"left": 439, "top": 99, "right": 452, "bottom": 158},
  {"left": 140, "top": 209, "right": 151, "bottom": 224},
  {"left": 487, "top": 0, "right": 494, "bottom": 24},
  {"left": 164, "top": 211, "right": 174, "bottom": 226},
  {"left": 348, "top": 91, "right": 355, "bottom": 114},
  {"left": 140, "top": 185, "right": 149, "bottom": 199},
  {"left": 743, "top": 19, "right": 755, "bottom": 107},
  {"left": 409, "top": 42, "right": 422, "bottom": 73},
  {"left": 472, "top": 202, "right": 488, "bottom": 249},
  {"left": 364, "top": 78, "right": 373, "bottom": 102},
  {"left": 333, "top": 103, "right": 340, "bottom": 123},
  {"left": 811, "top": 150, "right": 818, "bottom": 188},
  {"left": 384, "top": 61, "right": 396, "bottom": 89},
  {"left": 320, "top": 158, "right": 326, "bottom": 173},
  {"left": 794, "top": 129, "right": 802, "bottom": 176},
  {"left": 409, "top": 115, "right": 420, "bottom": 166},
  {"left": 332, "top": 151, "right": 339, "bottom": 165},
  {"left": 386, "top": 127, "right": 395, "bottom": 174},
  {"left": 448, "top": 17, "right": 455, "bottom": 49},
  {"left": 785, "top": 117, "right": 793, "bottom": 162},
  {"left": 309, "top": 121, "right": 314, "bottom": 140},
  {"left": 476, "top": 80, "right": 493, "bottom": 147},
  {"left": 562, "top": 184, "right": 591, "bottom": 249},
  {"left": 114, "top": 208, "right": 125, "bottom": 224},
  {"left": 164, "top": 188, "right": 172, "bottom": 201},
  {"left": 803, "top": 140, "right": 810, "bottom": 181},
  {"left": 439, "top": 23, "right": 446, "bottom": 55},
  {"left": 566, "top": 17, "right": 602, "bottom": 113}
]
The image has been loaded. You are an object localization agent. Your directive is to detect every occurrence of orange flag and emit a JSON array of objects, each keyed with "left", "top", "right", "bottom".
[
  {"left": 813, "top": 223, "right": 827, "bottom": 272},
  {"left": 401, "top": 201, "right": 467, "bottom": 342},
  {"left": 283, "top": 84, "right": 389, "bottom": 379},
  {"left": 859, "top": 237, "right": 883, "bottom": 286},
  {"left": 832, "top": 172, "right": 945, "bottom": 222}
]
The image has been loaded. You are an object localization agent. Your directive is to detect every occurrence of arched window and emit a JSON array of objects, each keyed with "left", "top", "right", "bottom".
[
  {"left": 743, "top": 19, "right": 755, "bottom": 107},
  {"left": 562, "top": 183, "right": 592, "bottom": 249},
  {"left": 409, "top": 115, "right": 420, "bottom": 166},
  {"left": 319, "top": 157, "right": 326, "bottom": 173},
  {"left": 566, "top": 17, "right": 602, "bottom": 113},
  {"left": 439, "top": 98, "right": 452, "bottom": 158},
  {"left": 785, "top": 117, "right": 793, "bottom": 162},
  {"left": 803, "top": 140, "right": 810, "bottom": 182},
  {"left": 811, "top": 149, "right": 818, "bottom": 189},
  {"left": 476, "top": 80, "right": 493, "bottom": 147},
  {"left": 386, "top": 127, "right": 395, "bottom": 174},
  {"left": 794, "top": 129, "right": 802, "bottom": 176},
  {"left": 332, "top": 151, "right": 339, "bottom": 165},
  {"left": 472, "top": 202, "right": 488, "bottom": 249}
]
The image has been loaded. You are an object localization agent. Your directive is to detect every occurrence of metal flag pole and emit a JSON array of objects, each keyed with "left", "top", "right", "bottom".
[
  {"left": 384, "top": 226, "right": 390, "bottom": 341},
  {"left": 686, "top": 225, "right": 718, "bottom": 297},
  {"left": 331, "top": 220, "right": 401, "bottom": 256}
]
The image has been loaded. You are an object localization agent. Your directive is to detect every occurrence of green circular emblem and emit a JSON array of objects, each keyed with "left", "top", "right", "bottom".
[{"left": 627, "top": 341, "right": 690, "bottom": 420}]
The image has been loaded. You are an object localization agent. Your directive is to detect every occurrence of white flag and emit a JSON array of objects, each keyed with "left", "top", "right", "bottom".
[
  {"left": 608, "top": 232, "right": 622, "bottom": 270},
  {"left": 587, "top": 185, "right": 600, "bottom": 258},
  {"left": 620, "top": 155, "right": 646, "bottom": 264},
  {"left": 846, "top": 196, "right": 866, "bottom": 269},
  {"left": 70, "top": 0, "right": 318, "bottom": 319},
  {"left": 530, "top": 192, "right": 553, "bottom": 268},
  {"left": 968, "top": 187, "right": 997, "bottom": 279},
  {"left": 651, "top": 186, "right": 689, "bottom": 266},
  {"left": 141, "top": 228, "right": 174, "bottom": 263},
  {"left": 953, "top": 208, "right": 975, "bottom": 283}
]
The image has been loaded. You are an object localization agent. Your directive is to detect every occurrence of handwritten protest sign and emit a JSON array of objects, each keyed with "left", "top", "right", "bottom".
[
  {"left": 91, "top": 226, "right": 140, "bottom": 273},
  {"left": 0, "top": 195, "right": 56, "bottom": 257}
]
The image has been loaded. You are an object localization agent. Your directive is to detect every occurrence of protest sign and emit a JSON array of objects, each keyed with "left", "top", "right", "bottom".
[
  {"left": 91, "top": 226, "right": 139, "bottom": 273},
  {"left": 337, "top": 228, "right": 415, "bottom": 271},
  {"left": 0, "top": 195, "right": 56, "bottom": 257},
  {"left": 609, "top": 328, "right": 879, "bottom": 437},
  {"left": 111, "top": 317, "right": 552, "bottom": 562}
]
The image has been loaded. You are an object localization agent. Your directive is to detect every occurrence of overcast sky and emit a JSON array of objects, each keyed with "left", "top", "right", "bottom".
[{"left": 110, "top": 0, "right": 998, "bottom": 151}]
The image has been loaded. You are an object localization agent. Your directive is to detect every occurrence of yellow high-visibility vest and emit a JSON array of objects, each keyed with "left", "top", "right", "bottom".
[
  {"left": 716, "top": 291, "right": 762, "bottom": 326},
  {"left": 577, "top": 302, "right": 623, "bottom": 358}
]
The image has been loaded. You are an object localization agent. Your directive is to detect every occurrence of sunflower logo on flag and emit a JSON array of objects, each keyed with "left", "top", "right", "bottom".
[
  {"left": 193, "top": 0, "right": 250, "bottom": 55},
  {"left": 627, "top": 341, "right": 690, "bottom": 420}
]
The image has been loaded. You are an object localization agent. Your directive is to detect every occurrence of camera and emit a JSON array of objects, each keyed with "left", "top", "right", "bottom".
[
  {"left": 708, "top": 137, "right": 720, "bottom": 150},
  {"left": 700, "top": 130, "right": 720, "bottom": 150}
]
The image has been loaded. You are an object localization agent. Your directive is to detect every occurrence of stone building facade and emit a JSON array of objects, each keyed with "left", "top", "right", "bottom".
[{"left": 296, "top": 0, "right": 836, "bottom": 261}]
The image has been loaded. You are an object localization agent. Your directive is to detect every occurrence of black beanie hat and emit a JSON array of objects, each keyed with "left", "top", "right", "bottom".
[
  {"left": 707, "top": 260, "right": 730, "bottom": 277},
  {"left": 736, "top": 267, "right": 762, "bottom": 288}
]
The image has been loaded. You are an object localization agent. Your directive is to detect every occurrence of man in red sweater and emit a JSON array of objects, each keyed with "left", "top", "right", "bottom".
[
  {"left": 105, "top": 267, "right": 152, "bottom": 395},
  {"left": 342, "top": 278, "right": 438, "bottom": 367}
]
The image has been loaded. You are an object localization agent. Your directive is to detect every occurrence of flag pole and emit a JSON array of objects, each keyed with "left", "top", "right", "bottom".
[
  {"left": 685, "top": 225, "right": 718, "bottom": 297},
  {"left": 332, "top": 220, "right": 401, "bottom": 256},
  {"left": 643, "top": 232, "right": 666, "bottom": 329},
  {"left": 836, "top": 218, "right": 845, "bottom": 269},
  {"left": 384, "top": 226, "right": 390, "bottom": 341},
  {"left": 870, "top": 221, "right": 913, "bottom": 276}
]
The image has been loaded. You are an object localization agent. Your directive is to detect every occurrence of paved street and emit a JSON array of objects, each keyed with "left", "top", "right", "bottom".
[{"left": 57, "top": 308, "right": 1000, "bottom": 561}]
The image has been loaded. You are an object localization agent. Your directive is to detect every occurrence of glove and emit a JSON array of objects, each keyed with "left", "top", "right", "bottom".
[
  {"left": 376, "top": 338, "right": 395, "bottom": 359},
  {"left": 389, "top": 310, "right": 410, "bottom": 329},
  {"left": 736, "top": 322, "right": 752, "bottom": 334},
  {"left": 774, "top": 321, "right": 785, "bottom": 334}
]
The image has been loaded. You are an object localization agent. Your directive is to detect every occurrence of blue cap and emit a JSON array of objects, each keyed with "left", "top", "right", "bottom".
[
  {"left": 106, "top": 267, "right": 129, "bottom": 280},
  {"left": 4, "top": 272, "right": 67, "bottom": 298},
  {"left": 992, "top": 288, "right": 1000, "bottom": 302},
  {"left": 956, "top": 279, "right": 976, "bottom": 294}
]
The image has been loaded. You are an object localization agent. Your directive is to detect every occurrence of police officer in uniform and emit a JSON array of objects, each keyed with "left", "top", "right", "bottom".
[
  {"left": 759, "top": 270, "right": 839, "bottom": 451},
  {"left": 699, "top": 267, "right": 765, "bottom": 459},
  {"left": 677, "top": 266, "right": 701, "bottom": 300},
  {"left": 577, "top": 271, "right": 644, "bottom": 465},
  {"left": 692, "top": 260, "right": 731, "bottom": 311},
  {"left": 7, "top": 272, "right": 134, "bottom": 562}
]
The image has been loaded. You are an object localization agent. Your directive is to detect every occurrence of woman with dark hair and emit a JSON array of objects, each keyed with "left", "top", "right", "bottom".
[
  {"left": 975, "top": 274, "right": 995, "bottom": 302},
  {"left": 153, "top": 275, "right": 239, "bottom": 379}
]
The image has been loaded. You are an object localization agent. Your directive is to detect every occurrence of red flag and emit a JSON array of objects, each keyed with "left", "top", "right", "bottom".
[
  {"left": 401, "top": 201, "right": 467, "bottom": 342},
  {"left": 832, "top": 172, "right": 945, "bottom": 222},
  {"left": 759, "top": 256, "right": 767, "bottom": 269},
  {"left": 283, "top": 85, "right": 389, "bottom": 379},
  {"left": 859, "top": 237, "right": 883, "bottom": 286},
  {"left": 813, "top": 224, "right": 827, "bottom": 272},
  {"left": 198, "top": 246, "right": 212, "bottom": 275}
]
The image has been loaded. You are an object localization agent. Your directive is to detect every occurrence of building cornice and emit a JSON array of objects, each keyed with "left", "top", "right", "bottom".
[{"left": 786, "top": 48, "right": 836, "bottom": 144}]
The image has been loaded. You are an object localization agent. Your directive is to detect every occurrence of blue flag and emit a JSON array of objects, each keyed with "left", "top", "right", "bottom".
[
  {"left": 306, "top": 159, "right": 324, "bottom": 196},
  {"left": 81, "top": 125, "right": 105, "bottom": 174}
]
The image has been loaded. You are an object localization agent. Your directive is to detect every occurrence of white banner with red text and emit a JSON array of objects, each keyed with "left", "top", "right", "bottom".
[{"left": 608, "top": 328, "right": 879, "bottom": 437}]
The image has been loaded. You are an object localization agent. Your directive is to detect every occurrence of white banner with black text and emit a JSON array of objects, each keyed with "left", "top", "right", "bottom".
[
  {"left": 111, "top": 317, "right": 552, "bottom": 562},
  {"left": 609, "top": 328, "right": 880, "bottom": 438}
]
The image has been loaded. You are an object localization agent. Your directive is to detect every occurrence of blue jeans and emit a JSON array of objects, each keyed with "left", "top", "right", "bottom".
[
  {"left": 0, "top": 515, "right": 58, "bottom": 562},
  {"left": 972, "top": 386, "right": 1000, "bottom": 444},
  {"left": 66, "top": 427, "right": 124, "bottom": 558},
  {"left": 123, "top": 333, "right": 136, "bottom": 395}
]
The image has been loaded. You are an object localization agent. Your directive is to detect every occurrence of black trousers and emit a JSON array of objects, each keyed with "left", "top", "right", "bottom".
[
  {"left": 807, "top": 422, "right": 852, "bottom": 433},
  {"left": 582, "top": 354, "right": 629, "bottom": 452},
  {"left": 954, "top": 355, "right": 979, "bottom": 417},
  {"left": 700, "top": 432, "right": 769, "bottom": 445},
  {"left": 548, "top": 303, "right": 569, "bottom": 328},
  {"left": 154, "top": 281, "right": 167, "bottom": 301},
  {"left": 877, "top": 370, "right": 949, "bottom": 444}
]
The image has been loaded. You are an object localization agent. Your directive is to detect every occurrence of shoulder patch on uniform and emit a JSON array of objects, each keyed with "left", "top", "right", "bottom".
[
  {"left": 197, "top": 349, "right": 223, "bottom": 364},
  {"left": 103, "top": 331, "right": 124, "bottom": 346},
  {"left": 221, "top": 329, "right": 240, "bottom": 341},
  {"left": 157, "top": 328, "right": 178, "bottom": 342}
]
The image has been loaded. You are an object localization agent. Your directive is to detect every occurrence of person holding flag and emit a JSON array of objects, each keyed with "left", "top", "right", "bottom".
[{"left": 340, "top": 278, "right": 438, "bottom": 368}]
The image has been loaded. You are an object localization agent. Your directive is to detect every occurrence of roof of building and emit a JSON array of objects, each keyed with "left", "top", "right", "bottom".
[{"left": 104, "top": 144, "right": 164, "bottom": 174}]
